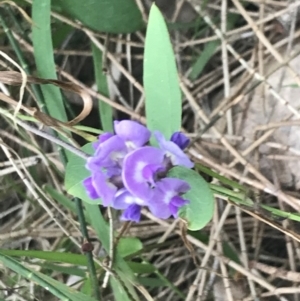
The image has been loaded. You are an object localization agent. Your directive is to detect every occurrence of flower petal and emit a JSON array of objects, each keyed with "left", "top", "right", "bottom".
[
  {"left": 147, "top": 178, "right": 190, "bottom": 219},
  {"left": 122, "top": 146, "right": 165, "bottom": 200},
  {"left": 170, "top": 132, "right": 190, "bottom": 150},
  {"left": 169, "top": 195, "right": 189, "bottom": 217},
  {"left": 87, "top": 135, "right": 127, "bottom": 170},
  {"left": 121, "top": 204, "right": 142, "bottom": 222},
  {"left": 92, "top": 171, "right": 117, "bottom": 206},
  {"left": 83, "top": 177, "right": 99, "bottom": 199},
  {"left": 154, "top": 131, "right": 194, "bottom": 168},
  {"left": 113, "top": 188, "right": 146, "bottom": 209},
  {"left": 114, "top": 120, "right": 151, "bottom": 148},
  {"left": 92, "top": 132, "right": 114, "bottom": 150}
]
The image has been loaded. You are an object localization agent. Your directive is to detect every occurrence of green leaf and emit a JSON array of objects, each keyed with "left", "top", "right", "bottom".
[
  {"left": 195, "top": 163, "right": 247, "bottom": 192},
  {"left": 91, "top": 43, "right": 113, "bottom": 132},
  {"left": 64, "top": 143, "right": 102, "bottom": 204},
  {"left": 127, "top": 262, "right": 156, "bottom": 274},
  {"left": 0, "top": 252, "right": 97, "bottom": 301},
  {"left": 85, "top": 204, "right": 110, "bottom": 251},
  {"left": 52, "top": 23, "right": 73, "bottom": 48},
  {"left": 167, "top": 166, "right": 214, "bottom": 231},
  {"left": 44, "top": 185, "right": 90, "bottom": 224},
  {"left": 41, "top": 263, "right": 86, "bottom": 277},
  {"left": 144, "top": 3, "right": 182, "bottom": 140},
  {"left": 189, "top": 40, "right": 219, "bottom": 81},
  {"left": 0, "top": 249, "right": 88, "bottom": 266},
  {"left": 110, "top": 277, "right": 132, "bottom": 301},
  {"left": 117, "top": 237, "right": 143, "bottom": 258},
  {"left": 52, "top": 0, "right": 144, "bottom": 33},
  {"left": 189, "top": 13, "right": 240, "bottom": 80},
  {"left": 32, "top": 0, "right": 67, "bottom": 123}
]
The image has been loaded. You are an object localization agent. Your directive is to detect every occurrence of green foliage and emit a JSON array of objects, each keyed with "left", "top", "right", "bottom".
[
  {"left": 189, "top": 13, "right": 240, "bottom": 80},
  {"left": 168, "top": 166, "right": 214, "bottom": 231},
  {"left": 32, "top": 0, "right": 67, "bottom": 123},
  {"left": 64, "top": 143, "right": 102, "bottom": 204},
  {"left": 0, "top": 252, "right": 98, "bottom": 301},
  {"left": 92, "top": 43, "right": 113, "bottom": 132},
  {"left": 144, "top": 4, "right": 182, "bottom": 140},
  {"left": 118, "top": 237, "right": 143, "bottom": 257},
  {"left": 52, "top": 0, "right": 144, "bottom": 33},
  {"left": 189, "top": 40, "right": 219, "bottom": 80}
]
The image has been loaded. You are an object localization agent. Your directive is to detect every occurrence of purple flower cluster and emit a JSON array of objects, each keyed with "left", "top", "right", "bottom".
[{"left": 83, "top": 120, "right": 194, "bottom": 222}]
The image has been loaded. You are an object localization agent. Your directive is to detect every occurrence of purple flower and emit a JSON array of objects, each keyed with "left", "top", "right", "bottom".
[
  {"left": 83, "top": 120, "right": 152, "bottom": 206},
  {"left": 122, "top": 146, "right": 166, "bottom": 200},
  {"left": 82, "top": 119, "right": 195, "bottom": 224},
  {"left": 171, "top": 132, "right": 190, "bottom": 150},
  {"left": 154, "top": 131, "right": 194, "bottom": 168},
  {"left": 148, "top": 178, "right": 190, "bottom": 219}
]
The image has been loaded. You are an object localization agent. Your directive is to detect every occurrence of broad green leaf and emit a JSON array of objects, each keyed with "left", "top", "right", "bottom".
[
  {"left": 32, "top": 0, "right": 67, "bottom": 123},
  {"left": 144, "top": 3, "right": 181, "bottom": 140},
  {"left": 92, "top": 43, "right": 113, "bottom": 132},
  {"left": 0, "top": 252, "right": 97, "bottom": 301},
  {"left": 167, "top": 166, "right": 214, "bottom": 230},
  {"left": 64, "top": 143, "right": 102, "bottom": 204},
  {"left": 117, "top": 237, "right": 143, "bottom": 258},
  {"left": 52, "top": 0, "right": 144, "bottom": 33}
]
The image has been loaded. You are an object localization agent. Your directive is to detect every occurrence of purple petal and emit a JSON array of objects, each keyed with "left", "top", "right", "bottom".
[
  {"left": 121, "top": 204, "right": 142, "bottom": 222},
  {"left": 171, "top": 195, "right": 189, "bottom": 207},
  {"left": 156, "top": 178, "right": 190, "bottom": 194},
  {"left": 142, "top": 163, "right": 165, "bottom": 186},
  {"left": 92, "top": 132, "right": 114, "bottom": 150},
  {"left": 170, "top": 132, "right": 190, "bottom": 150},
  {"left": 83, "top": 177, "right": 99, "bottom": 199},
  {"left": 113, "top": 189, "right": 146, "bottom": 210},
  {"left": 169, "top": 196, "right": 189, "bottom": 217},
  {"left": 169, "top": 202, "right": 179, "bottom": 217},
  {"left": 122, "top": 146, "right": 165, "bottom": 200},
  {"left": 154, "top": 131, "right": 194, "bottom": 169},
  {"left": 114, "top": 120, "right": 151, "bottom": 148},
  {"left": 87, "top": 135, "right": 127, "bottom": 170},
  {"left": 92, "top": 172, "right": 117, "bottom": 206},
  {"left": 147, "top": 178, "right": 190, "bottom": 219}
]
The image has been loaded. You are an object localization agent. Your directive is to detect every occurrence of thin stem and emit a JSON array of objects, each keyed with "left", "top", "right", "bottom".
[
  {"left": 102, "top": 207, "right": 114, "bottom": 288},
  {"left": 75, "top": 198, "right": 102, "bottom": 300},
  {"left": 1, "top": 110, "right": 89, "bottom": 160}
]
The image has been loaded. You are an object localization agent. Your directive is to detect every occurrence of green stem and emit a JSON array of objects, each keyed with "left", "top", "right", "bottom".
[{"left": 75, "top": 198, "right": 102, "bottom": 300}]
